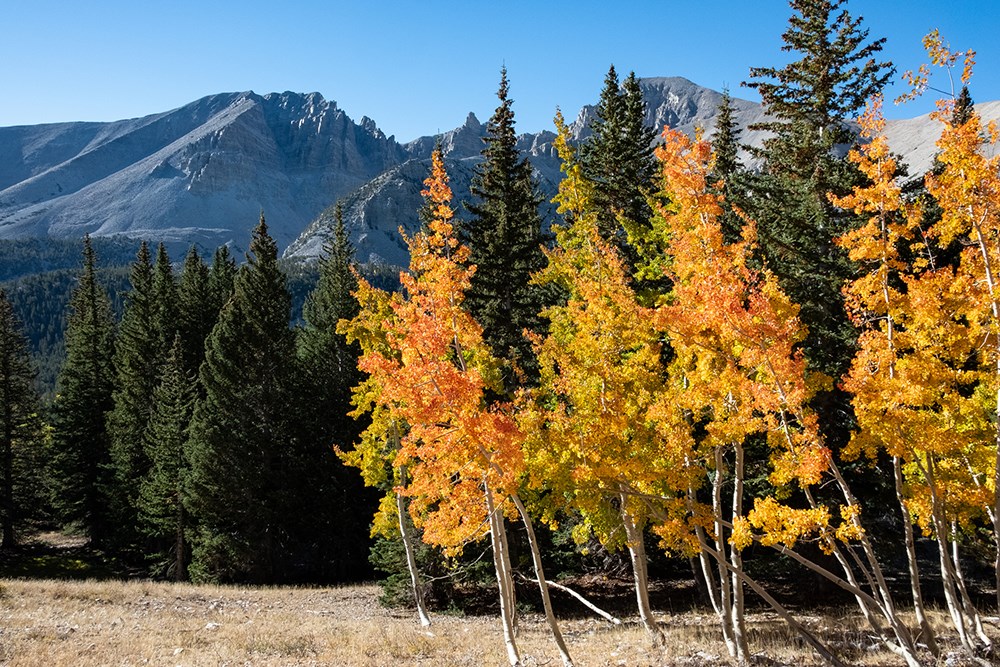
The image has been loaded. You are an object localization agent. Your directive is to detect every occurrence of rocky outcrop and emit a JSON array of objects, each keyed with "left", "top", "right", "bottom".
[{"left": 0, "top": 92, "right": 407, "bottom": 252}]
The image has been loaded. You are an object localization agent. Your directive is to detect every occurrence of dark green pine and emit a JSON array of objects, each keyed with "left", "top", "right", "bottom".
[
  {"left": 742, "top": 0, "right": 894, "bottom": 380},
  {"left": 581, "top": 66, "right": 657, "bottom": 259},
  {"left": 139, "top": 334, "right": 195, "bottom": 581},
  {"left": 0, "top": 288, "right": 43, "bottom": 548},
  {"left": 463, "top": 67, "right": 548, "bottom": 394},
  {"left": 106, "top": 241, "right": 163, "bottom": 552},
  {"left": 299, "top": 202, "right": 361, "bottom": 430},
  {"left": 208, "top": 245, "right": 237, "bottom": 315},
  {"left": 176, "top": 247, "right": 216, "bottom": 380},
  {"left": 296, "top": 202, "right": 373, "bottom": 580},
  {"left": 184, "top": 214, "right": 302, "bottom": 584},
  {"left": 50, "top": 235, "right": 117, "bottom": 546},
  {"left": 709, "top": 89, "right": 747, "bottom": 244},
  {"left": 152, "top": 244, "right": 178, "bottom": 350}
]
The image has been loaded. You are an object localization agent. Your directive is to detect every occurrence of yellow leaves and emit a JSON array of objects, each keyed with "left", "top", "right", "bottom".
[
  {"left": 730, "top": 516, "right": 753, "bottom": 551},
  {"left": 747, "top": 497, "right": 830, "bottom": 550},
  {"left": 340, "top": 148, "right": 526, "bottom": 554},
  {"left": 897, "top": 30, "right": 977, "bottom": 104}
]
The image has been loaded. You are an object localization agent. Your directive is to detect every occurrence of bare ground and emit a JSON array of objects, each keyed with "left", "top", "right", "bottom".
[{"left": 0, "top": 575, "right": 982, "bottom": 666}]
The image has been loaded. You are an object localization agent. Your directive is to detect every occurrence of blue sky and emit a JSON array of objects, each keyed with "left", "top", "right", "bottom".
[{"left": 3, "top": 1, "right": 998, "bottom": 142}]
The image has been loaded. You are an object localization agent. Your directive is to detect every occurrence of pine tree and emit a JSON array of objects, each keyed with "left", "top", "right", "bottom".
[
  {"left": 184, "top": 215, "right": 302, "bottom": 583},
  {"left": 106, "top": 242, "right": 164, "bottom": 551},
  {"left": 139, "top": 335, "right": 195, "bottom": 580},
  {"left": 176, "top": 247, "right": 215, "bottom": 380},
  {"left": 463, "top": 67, "right": 548, "bottom": 393},
  {"left": 0, "top": 288, "right": 42, "bottom": 548},
  {"left": 208, "top": 245, "right": 237, "bottom": 315},
  {"left": 297, "top": 202, "right": 373, "bottom": 580},
  {"left": 152, "top": 244, "right": 178, "bottom": 350},
  {"left": 50, "top": 235, "right": 117, "bottom": 545},
  {"left": 742, "top": 0, "right": 895, "bottom": 379},
  {"left": 581, "top": 66, "right": 657, "bottom": 258},
  {"left": 709, "top": 89, "right": 746, "bottom": 243}
]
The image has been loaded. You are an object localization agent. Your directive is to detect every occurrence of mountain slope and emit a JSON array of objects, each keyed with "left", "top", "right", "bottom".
[{"left": 0, "top": 92, "right": 407, "bottom": 251}]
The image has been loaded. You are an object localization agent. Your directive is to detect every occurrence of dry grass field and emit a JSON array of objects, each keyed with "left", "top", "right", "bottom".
[{"left": 0, "top": 575, "right": 987, "bottom": 666}]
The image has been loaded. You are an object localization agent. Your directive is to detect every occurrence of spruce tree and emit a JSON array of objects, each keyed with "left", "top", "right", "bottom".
[
  {"left": 184, "top": 215, "right": 302, "bottom": 583},
  {"left": 297, "top": 202, "right": 372, "bottom": 580},
  {"left": 463, "top": 67, "right": 548, "bottom": 393},
  {"left": 106, "top": 242, "right": 163, "bottom": 550},
  {"left": 152, "top": 244, "right": 178, "bottom": 350},
  {"left": 742, "top": 0, "right": 894, "bottom": 378},
  {"left": 299, "top": 202, "right": 361, "bottom": 438},
  {"left": 50, "top": 235, "right": 117, "bottom": 545},
  {"left": 139, "top": 335, "right": 195, "bottom": 581},
  {"left": 177, "top": 247, "right": 216, "bottom": 380},
  {"left": 208, "top": 245, "right": 237, "bottom": 315},
  {"left": 0, "top": 288, "right": 42, "bottom": 548},
  {"left": 580, "top": 66, "right": 657, "bottom": 257},
  {"left": 709, "top": 89, "right": 747, "bottom": 243}
]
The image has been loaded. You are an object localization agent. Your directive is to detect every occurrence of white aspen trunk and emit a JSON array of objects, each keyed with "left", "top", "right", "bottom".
[
  {"left": 620, "top": 494, "right": 665, "bottom": 646},
  {"left": 396, "top": 489, "right": 431, "bottom": 627},
  {"left": 510, "top": 493, "right": 574, "bottom": 666},
  {"left": 697, "top": 540, "right": 849, "bottom": 667},
  {"left": 925, "top": 457, "right": 978, "bottom": 651},
  {"left": 894, "top": 457, "right": 938, "bottom": 656},
  {"left": 951, "top": 529, "right": 992, "bottom": 649},
  {"left": 485, "top": 485, "right": 520, "bottom": 666},
  {"left": 729, "top": 443, "right": 750, "bottom": 663},
  {"left": 970, "top": 214, "right": 1000, "bottom": 620},
  {"left": 711, "top": 453, "right": 738, "bottom": 658},
  {"left": 822, "top": 463, "right": 922, "bottom": 663},
  {"left": 687, "top": 477, "right": 725, "bottom": 620},
  {"left": 495, "top": 507, "right": 518, "bottom": 634}
]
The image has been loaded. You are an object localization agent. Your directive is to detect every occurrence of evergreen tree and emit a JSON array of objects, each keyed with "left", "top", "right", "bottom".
[
  {"left": 208, "top": 245, "right": 237, "bottom": 315},
  {"left": 139, "top": 335, "right": 195, "bottom": 581},
  {"left": 299, "top": 202, "right": 361, "bottom": 438},
  {"left": 106, "top": 242, "right": 165, "bottom": 550},
  {"left": 297, "top": 202, "right": 373, "bottom": 580},
  {"left": 952, "top": 85, "right": 974, "bottom": 128},
  {"left": 0, "top": 288, "right": 42, "bottom": 548},
  {"left": 463, "top": 67, "right": 548, "bottom": 393},
  {"left": 580, "top": 66, "right": 657, "bottom": 256},
  {"left": 50, "top": 236, "right": 116, "bottom": 545},
  {"left": 152, "top": 244, "right": 178, "bottom": 350},
  {"left": 176, "top": 247, "right": 215, "bottom": 380},
  {"left": 184, "top": 215, "right": 303, "bottom": 583},
  {"left": 742, "top": 0, "right": 894, "bottom": 379},
  {"left": 709, "top": 89, "right": 747, "bottom": 243}
]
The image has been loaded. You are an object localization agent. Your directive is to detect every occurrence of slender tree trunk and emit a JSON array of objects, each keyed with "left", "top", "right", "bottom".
[
  {"left": 485, "top": 485, "right": 520, "bottom": 666},
  {"left": 794, "top": 470, "right": 920, "bottom": 666},
  {"left": 729, "top": 443, "right": 749, "bottom": 663},
  {"left": 175, "top": 482, "right": 186, "bottom": 582},
  {"left": 495, "top": 509, "right": 518, "bottom": 634},
  {"left": 698, "top": 540, "right": 849, "bottom": 667},
  {"left": 950, "top": 528, "right": 992, "bottom": 649},
  {"left": 711, "top": 448, "right": 742, "bottom": 661},
  {"left": 510, "top": 492, "right": 573, "bottom": 666},
  {"left": 1, "top": 424, "right": 13, "bottom": 548},
  {"left": 396, "top": 489, "right": 431, "bottom": 627},
  {"left": 894, "top": 457, "right": 937, "bottom": 655},
  {"left": 620, "top": 493, "right": 664, "bottom": 646}
]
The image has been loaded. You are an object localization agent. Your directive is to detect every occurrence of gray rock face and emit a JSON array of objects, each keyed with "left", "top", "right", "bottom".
[
  {"left": 0, "top": 91, "right": 407, "bottom": 252},
  {"left": 3, "top": 79, "right": 998, "bottom": 267}
]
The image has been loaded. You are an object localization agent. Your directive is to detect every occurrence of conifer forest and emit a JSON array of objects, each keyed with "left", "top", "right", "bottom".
[{"left": 5, "top": 2, "right": 1000, "bottom": 664}]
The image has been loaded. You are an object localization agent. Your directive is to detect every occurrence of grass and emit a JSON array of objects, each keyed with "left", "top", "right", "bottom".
[{"left": 0, "top": 576, "right": 986, "bottom": 666}]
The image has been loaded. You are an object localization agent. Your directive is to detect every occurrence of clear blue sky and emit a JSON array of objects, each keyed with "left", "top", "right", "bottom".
[{"left": 3, "top": 1, "right": 997, "bottom": 142}]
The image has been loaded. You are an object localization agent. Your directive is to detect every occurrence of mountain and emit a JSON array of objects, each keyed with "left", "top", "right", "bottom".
[
  {"left": 0, "top": 91, "right": 407, "bottom": 253},
  {"left": 284, "top": 77, "right": 770, "bottom": 263},
  {"left": 3, "top": 78, "right": 999, "bottom": 269}
]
